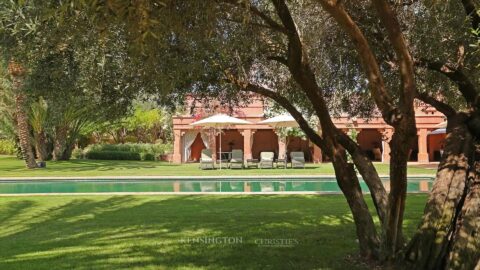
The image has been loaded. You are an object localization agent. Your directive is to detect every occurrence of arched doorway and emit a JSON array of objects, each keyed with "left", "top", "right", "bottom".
[
  {"left": 428, "top": 133, "right": 446, "bottom": 161},
  {"left": 215, "top": 129, "right": 244, "bottom": 159},
  {"left": 287, "top": 136, "right": 311, "bottom": 162},
  {"left": 190, "top": 133, "right": 206, "bottom": 162},
  {"left": 251, "top": 130, "right": 279, "bottom": 159},
  {"left": 357, "top": 129, "right": 383, "bottom": 161}
]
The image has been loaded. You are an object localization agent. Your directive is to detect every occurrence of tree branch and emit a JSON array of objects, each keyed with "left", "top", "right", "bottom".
[
  {"left": 417, "top": 58, "right": 480, "bottom": 108},
  {"left": 316, "top": 0, "right": 400, "bottom": 125},
  {"left": 371, "top": 0, "right": 416, "bottom": 117},
  {"left": 249, "top": 5, "right": 288, "bottom": 34},
  {"left": 415, "top": 92, "right": 456, "bottom": 118},
  {"left": 220, "top": 0, "right": 288, "bottom": 34},
  {"left": 460, "top": 0, "right": 480, "bottom": 31},
  {"left": 244, "top": 83, "right": 328, "bottom": 151}
]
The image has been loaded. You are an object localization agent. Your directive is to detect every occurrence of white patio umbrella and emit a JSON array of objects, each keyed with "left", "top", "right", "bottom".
[
  {"left": 434, "top": 121, "right": 447, "bottom": 129},
  {"left": 259, "top": 114, "right": 299, "bottom": 160},
  {"left": 190, "top": 114, "right": 252, "bottom": 169},
  {"left": 258, "top": 114, "right": 298, "bottom": 128},
  {"left": 428, "top": 121, "right": 447, "bottom": 135},
  {"left": 429, "top": 128, "right": 446, "bottom": 135}
]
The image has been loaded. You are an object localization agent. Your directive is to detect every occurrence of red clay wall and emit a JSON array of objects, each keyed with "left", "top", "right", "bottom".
[
  {"left": 428, "top": 134, "right": 446, "bottom": 161},
  {"left": 252, "top": 130, "right": 279, "bottom": 159},
  {"left": 215, "top": 130, "right": 244, "bottom": 153}
]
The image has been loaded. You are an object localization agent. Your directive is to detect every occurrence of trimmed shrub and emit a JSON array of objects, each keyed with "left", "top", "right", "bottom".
[
  {"left": 144, "top": 153, "right": 155, "bottom": 161},
  {"left": 85, "top": 150, "right": 141, "bottom": 160},
  {"left": 84, "top": 143, "right": 173, "bottom": 161},
  {"left": 0, "top": 139, "right": 16, "bottom": 155},
  {"left": 72, "top": 148, "right": 84, "bottom": 159}
]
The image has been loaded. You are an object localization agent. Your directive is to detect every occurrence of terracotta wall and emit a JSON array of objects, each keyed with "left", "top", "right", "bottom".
[
  {"left": 287, "top": 137, "right": 311, "bottom": 161},
  {"left": 252, "top": 130, "right": 279, "bottom": 159},
  {"left": 357, "top": 129, "right": 382, "bottom": 150},
  {"left": 183, "top": 95, "right": 265, "bottom": 118},
  {"left": 428, "top": 134, "right": 446, "bottom": 161},
  {"left": 215, "top": 130, "right": 244, "bottom": 153},
  {"left": 357, "top": 129, "right": 383, "bottom": 161}
]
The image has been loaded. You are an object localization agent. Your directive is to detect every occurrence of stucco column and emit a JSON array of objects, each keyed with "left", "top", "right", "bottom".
[
  {"left": 418, "top": 128, "right": 429, "bottom": 163},
  {"left": 173, "top": 129, "right": 182, "bottom": 163},
  {"left": 313, "top": 145, "right": 322, "bottom": 163},
  {"left": 242, "top": 129, "right": 253, "bottom": 160},
  {"left": 380, "top": 129, "right": 393, "bottom": 163}
]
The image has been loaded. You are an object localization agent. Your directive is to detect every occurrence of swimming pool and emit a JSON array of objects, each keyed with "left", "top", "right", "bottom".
[{"left": 0, "top": 176, "right": 435, "bottom": 195}]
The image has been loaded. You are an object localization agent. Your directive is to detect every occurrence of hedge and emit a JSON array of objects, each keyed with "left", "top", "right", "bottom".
[
  {"left": 0, "top": 139, "right": 16, "bottom": 155},
  {"left": 86, "top": 143, "right": 172, "bottom": 156},
  {"left": 85, "top": 150, "right": 142, "bottom": 160},
  {"left": 144, "top": 153, "right": 155, "bottom": 161}
]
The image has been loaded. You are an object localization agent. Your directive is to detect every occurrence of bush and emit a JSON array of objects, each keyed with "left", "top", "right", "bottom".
[
  {"left": 144, "top": 153, "right": 155, "bottom": 161},
  {"left": 84, "top": 143, "right": 173, "bottom": 161},
  {"left": 71, "top": 148, "right": 84, "bottom": 159},
  {"left": 0, "top": 139, "right": 16, "bottom": 155},
  {"left": 85, "top": 151, "right": 141, "bottom": 160}
]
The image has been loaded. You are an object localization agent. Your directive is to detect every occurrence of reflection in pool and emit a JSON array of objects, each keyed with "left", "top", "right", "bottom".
[{"left": 0, "top": 177, "right": 434, "bottom": 194}]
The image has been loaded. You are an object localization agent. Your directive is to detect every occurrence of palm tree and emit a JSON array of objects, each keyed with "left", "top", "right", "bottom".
[
  {"left": 29, "top": 97, "right": 49, "bottom": 161},
  {"left": 7, "top": 61, "right": 37, "bottom": 169},
  {"left": 53, "top": 105, "right": 91, "bottom": 161}
]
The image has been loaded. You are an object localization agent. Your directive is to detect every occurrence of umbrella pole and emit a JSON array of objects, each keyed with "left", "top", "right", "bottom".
[
  {"left": 219, "top": 128, "right": 222, "bottom": 170},
  {"left": 285, "top": 135, "right": 287, "bottom": 169}
]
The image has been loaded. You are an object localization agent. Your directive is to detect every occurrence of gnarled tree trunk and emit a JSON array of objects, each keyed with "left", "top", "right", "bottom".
[
  {"left": 383, "top": 121, "right": 416, "bottom": 257},
  {"left": 404, "top": 113, "right": 480, "bottom": 269},
  {"left": 331, "top": 146, "right": 380, "bottom": 259},
  {"left": 8, "top": 61, "right": 37, "bottom": 169}
]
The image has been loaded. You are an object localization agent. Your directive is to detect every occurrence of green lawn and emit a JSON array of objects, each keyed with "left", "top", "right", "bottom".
[
  {"left": 0, "top": 194, "right": 427, "bottom": 269},
  {"left": 0, "top": 156, "right": 436, "bottom": 177}
]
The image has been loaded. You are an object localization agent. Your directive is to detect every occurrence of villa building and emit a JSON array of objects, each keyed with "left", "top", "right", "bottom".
[{"left": 172, "top": 95, "right": 446, "bottom": 164}]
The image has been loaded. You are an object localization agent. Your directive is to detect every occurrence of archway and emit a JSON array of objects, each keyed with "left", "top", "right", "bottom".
[
  {"left": 190, "top": 133, "right": 206, "bottom": 162},
  {"left": 428, "top": 133, "right": 446, "bottom": 161},
  {"left": 251, "top": 130, "right": 279, "bottom": 159},
  {"left": 215, "top": 129, "right": 244, "bottom": 159},
  {"left": 287, "top": 136, "right": 311, "bottom": 162},
  {"left": 357, "top": 129, "right": 383, "bottom": 161}
]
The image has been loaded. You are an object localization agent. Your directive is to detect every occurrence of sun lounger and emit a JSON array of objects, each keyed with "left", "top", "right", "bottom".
[
  {"left": 290, "top": 151, "right": 305, "bottom": 168},
  {"left": 200, "top": 149, "right": 215, "bottom": 169},
  {"left": 230, "top": 149, "right": 244, "bottom": 169},
  {"left": 259, "top": 152, "right": 274, "bottom": 169}
]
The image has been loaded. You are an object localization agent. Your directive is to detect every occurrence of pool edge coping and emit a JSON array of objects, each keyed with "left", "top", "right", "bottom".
[
  {"left": 0, "top": 191, "right": 432, "bottom": 196},
  {"left": 0, "top": 174, "right": 436, "bottom": 181}
]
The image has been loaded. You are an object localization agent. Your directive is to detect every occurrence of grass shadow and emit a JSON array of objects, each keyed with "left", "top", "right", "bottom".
[{"left": 0, "top": 195, "right": 374, "bottom": 270}]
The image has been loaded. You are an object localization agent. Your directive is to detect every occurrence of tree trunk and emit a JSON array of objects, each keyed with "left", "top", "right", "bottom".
[
  {"left": 14, "top": 93, "right": 37, "bottom": 169},
  {"left": 53, "top": 126, "right": 68, "bottom": 161},
  {"left": 331, "top": 148, "right": 380, "bottom": 259},
  {"left": 337, "top": 132, "right": 388, "bottom": 223},
  {"left": 8, "top": 61, "right": 37, "bottom": 169},
  {"left": 61, "top": 140, "right": 74, "bottom": 160},
  {"left": 382, "top": 121, "right": 416, "bottom": 259},
  {"left": 34, "top": 131, "right": 49, "bottom": 162},
  {"left": 404, "top": 113, "right": 480, "bottom": 269}
]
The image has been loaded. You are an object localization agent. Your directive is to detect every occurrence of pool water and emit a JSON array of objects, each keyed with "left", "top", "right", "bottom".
[{"left": 0, "top": 177, "right": 434, "bottom": 194}]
